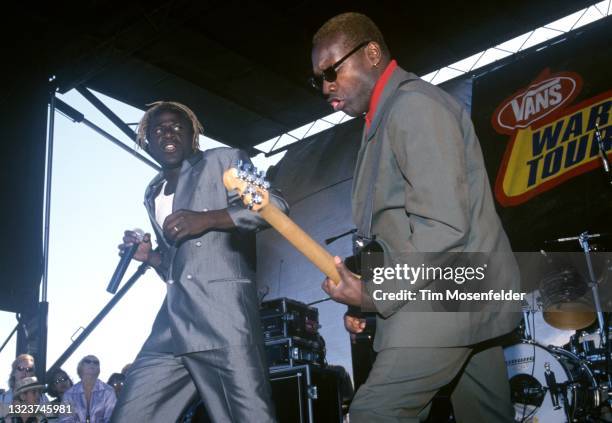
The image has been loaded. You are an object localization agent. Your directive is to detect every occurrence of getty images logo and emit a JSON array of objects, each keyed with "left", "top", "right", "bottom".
[{"left": 492, "top": 69, "right": 582, "bottom": 135}]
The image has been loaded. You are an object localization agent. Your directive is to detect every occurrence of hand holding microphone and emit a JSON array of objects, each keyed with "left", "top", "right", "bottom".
[{"left": 108, "top": 229, "right": 147, "bottom": 294}]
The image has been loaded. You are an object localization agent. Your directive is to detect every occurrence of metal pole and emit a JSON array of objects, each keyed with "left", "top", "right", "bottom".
[
  {"left": 81, "top": 117, "right": 161, "bottom": 171},
  {"left": 579, "top": 232, "right": 606, "bottom": 346},
  {"left": 76, "top": 86, "right": 139, "bottom": 144},
  {"left": 47, "top": 263, "right": 149, "bottom": 373},
  {"left": 0, "top": 324, "right": 19, "bottom": 354},
  {"left": 42, "top": 91, "right": 55, "bottom": 303},
  {"left": 54, "top": 98, "right": 160, "bottom": 171}
]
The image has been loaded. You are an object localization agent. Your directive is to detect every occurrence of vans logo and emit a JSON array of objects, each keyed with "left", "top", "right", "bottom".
[{"left": 493, "top": 69, "right": 582, "bottom": 135}]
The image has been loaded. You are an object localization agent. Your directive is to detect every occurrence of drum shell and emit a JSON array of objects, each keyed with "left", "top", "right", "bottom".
[{"left": 504, "top": 342, "right": 599, "bottom": 422}]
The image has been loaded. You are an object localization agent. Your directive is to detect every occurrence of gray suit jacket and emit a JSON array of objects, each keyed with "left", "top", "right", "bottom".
[
  {"left": 353, "top": 67, "right": 520, "bottom": 349},
  {"left": 141, "top": 147, "right": 288, "bottom": 354}
]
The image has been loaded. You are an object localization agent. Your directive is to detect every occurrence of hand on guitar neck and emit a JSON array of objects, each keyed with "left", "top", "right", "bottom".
[{"left": 321, "top": 256, "right": 367, "bottom": 307}]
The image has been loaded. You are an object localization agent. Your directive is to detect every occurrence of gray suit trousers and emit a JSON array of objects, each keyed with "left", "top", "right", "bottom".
[
  {"left": 349, "top": 345, "right": 514, "bottom": 422},
  {"left": 111, "top": 343, "right": 276, "bottom": 423}
]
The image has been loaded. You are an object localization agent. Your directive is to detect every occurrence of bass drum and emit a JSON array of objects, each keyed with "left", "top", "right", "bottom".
[{"left": 504, "top": 342, "right": 599, "bottom": 422}]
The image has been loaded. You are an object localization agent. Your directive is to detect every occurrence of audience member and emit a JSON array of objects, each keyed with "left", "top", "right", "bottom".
[
  {"left": 45, "top": 369, "right": 73, "bottom": 404},
  {"left": 1, "top": 355, "right": 47, "bottom": 405},
  {"left": 58, "top": 356, "right": 115, "bottom": 423},
  {"left": 3, "top": 376, "right": 48, "bottom": 422},
  {"left": 104, "top": 375, "right": 124, "bottom": 400}
]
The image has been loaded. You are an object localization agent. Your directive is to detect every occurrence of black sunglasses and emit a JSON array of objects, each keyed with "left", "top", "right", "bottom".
[
  {"left": 83, "top": 359, "right": 99, "bottom": 365},
  {"left": 54, "top": 375, "right": 69, "bottom": 384},
  {"left": 309, "top": 41, "right": 371, "bottom": 91},
  {"left": 16, "top": 366, "right": 34, "bottom": 373}
]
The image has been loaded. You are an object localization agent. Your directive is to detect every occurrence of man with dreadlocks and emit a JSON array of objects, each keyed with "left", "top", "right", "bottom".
[
  {"left": 112, "top": 101, "right": 286, "bottom": 422},
  {"left": 314, "top": 13, "right": 519, "bottom": 422}
]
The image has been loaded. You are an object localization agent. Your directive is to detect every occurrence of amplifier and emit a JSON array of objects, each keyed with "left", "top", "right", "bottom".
[
  {"left": 270, "top": 365, "right": 344, "bottom": 423},
  {"left": 265, "top": 337, "right": 325, "bottom": 370},
  {"left": 179, "top": 364, "right": 349, "bottom": 423},
  {"left": 260, "top": 298, "right": 320, "bottom": 342}
]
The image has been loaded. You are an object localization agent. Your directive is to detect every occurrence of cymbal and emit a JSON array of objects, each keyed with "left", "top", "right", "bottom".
[{"left": 543, "top": 302, "right": 596, "bottom": 331}]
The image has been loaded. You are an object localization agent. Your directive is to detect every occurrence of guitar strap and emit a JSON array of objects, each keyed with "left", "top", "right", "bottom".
[{"left": 348, "top": 79, "right": 416, "bottom": 316}]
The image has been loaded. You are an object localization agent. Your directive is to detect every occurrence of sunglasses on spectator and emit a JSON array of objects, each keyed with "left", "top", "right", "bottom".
[
  {"left": 54, "top": 375, "right": 69, "bottom": 384},
  {"left": 16, "top": 366, "right": 34, "bottom": 373},
  {"left": 309, "top": 40, "right": 371, "bottom": 91},
  {"left": 83, "top": 359, "right": 99, "bottom": 365}
]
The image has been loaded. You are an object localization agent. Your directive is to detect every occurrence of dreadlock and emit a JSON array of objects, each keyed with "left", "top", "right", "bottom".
[
  {"left": 313, "top": 12, "right": 390, "bottom": 58},
  {"left": 136, "top": 101, "right": 204, "bottom": 151}
]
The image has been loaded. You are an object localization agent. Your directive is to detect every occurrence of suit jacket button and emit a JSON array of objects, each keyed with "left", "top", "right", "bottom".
[
  {"left": 186, "top": 274, "right": 193, "bottom": 280},
  {"left": 195, "top": 241, "right": 202, "bottom": 247}
]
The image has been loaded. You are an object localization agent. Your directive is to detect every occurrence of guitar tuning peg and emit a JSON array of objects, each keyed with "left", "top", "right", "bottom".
[
  {"left": 247, "top": 197, "right": 258, "bottom": 210},
  {"left": 245, "top": 185, "right": 256, "bottom": 196}
]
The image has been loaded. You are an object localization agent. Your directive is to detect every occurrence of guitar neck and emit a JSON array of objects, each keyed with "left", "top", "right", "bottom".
[{"left": 259, "top": 204, "right": 341, "bottom": 284}]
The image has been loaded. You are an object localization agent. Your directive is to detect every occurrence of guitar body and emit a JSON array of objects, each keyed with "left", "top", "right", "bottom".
[{"left": 344, "top": 240, "right": 385, "bottom": 277}]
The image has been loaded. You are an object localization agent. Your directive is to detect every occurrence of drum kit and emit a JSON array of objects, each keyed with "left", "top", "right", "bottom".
[{"left": 505, "top": 232, "right": 612, "bottom": 422}]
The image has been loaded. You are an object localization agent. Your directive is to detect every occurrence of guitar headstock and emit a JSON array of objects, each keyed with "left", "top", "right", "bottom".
[{"left": 223, "top": 160, "right": 271, "bottom": 211}]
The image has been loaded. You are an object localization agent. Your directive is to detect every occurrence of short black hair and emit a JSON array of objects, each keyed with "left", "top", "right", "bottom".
[
  {"left": 313, "top": 12, "right": 389, "bottom": 58},
  {"left": 46, "top": 368, "right": 72, "bottom": 399}
]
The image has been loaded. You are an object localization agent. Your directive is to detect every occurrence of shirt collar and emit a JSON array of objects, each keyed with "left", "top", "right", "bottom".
[{"left": 365, "top": 59, "right": 398, "bottom": 130}]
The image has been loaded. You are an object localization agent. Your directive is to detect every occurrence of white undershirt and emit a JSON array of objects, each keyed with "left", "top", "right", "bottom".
[{"left": 154, "top": 181, "right": 174, "bottom": 228}]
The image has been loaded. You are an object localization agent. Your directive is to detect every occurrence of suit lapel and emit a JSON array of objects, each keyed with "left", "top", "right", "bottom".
[
  {"left": 365, "top": 68, "right": 419, "bottom": 142},
  {"left": 351, "top": 128, "right": 369, "bottom": 226},
  {"left": 173, "top": 151, "right": 205, "bottom": 212},
  {"left": 353, "top": 66, "right": 420, "bottom": 232},
  {"left": 144, "top": 151, "right": 205, "bottom": 250},
  {"left": 144, "top": 173, "right": 168, "bottom": 245}
]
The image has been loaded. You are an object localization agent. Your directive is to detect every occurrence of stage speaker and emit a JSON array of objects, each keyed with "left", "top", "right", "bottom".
[
  {"left": 270, "top": 365, "right": 344, "bottom": 423},
  {"left": 0, "top": 73, "right": 47, "bottom": 313}
]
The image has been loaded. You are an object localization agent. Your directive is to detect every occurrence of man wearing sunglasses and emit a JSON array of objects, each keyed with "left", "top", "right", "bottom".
[
  {"left": 314, "top": 13, "right": 519, "bottom": 422},
  {"left": 1, "top": 354, "right": 49, "bottom": 406}
]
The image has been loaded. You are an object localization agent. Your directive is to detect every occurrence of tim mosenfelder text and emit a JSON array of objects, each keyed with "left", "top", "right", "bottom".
[{"left": 370, "top": 264, "right": 525, "bottom": 302}]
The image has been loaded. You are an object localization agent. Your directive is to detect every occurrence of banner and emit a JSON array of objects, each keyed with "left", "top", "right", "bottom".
[{"left": 472, "top": 19, "right": 612, "bottom": 251}]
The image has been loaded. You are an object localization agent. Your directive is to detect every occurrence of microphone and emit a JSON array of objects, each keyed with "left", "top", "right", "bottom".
[{"left": 107, "top": 229, "right": 144, "bottom": 294}]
